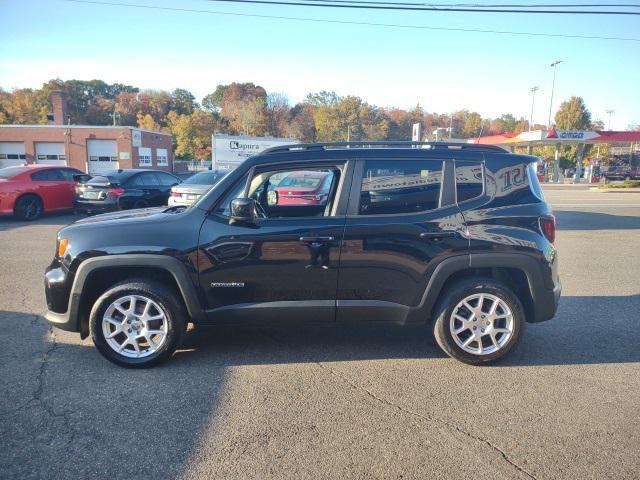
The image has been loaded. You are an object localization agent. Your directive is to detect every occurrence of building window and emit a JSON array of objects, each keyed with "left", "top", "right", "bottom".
[
  {"left": 38, "top": 155, "right": 46, "bottom": 160},
  {"left": 156, "top": 148, "right": 168, "bottom": 166},
  {"left": 7, "top": 154, "right": 26, "bottom": 160},
  {"left": 138, "top": 147, "right": 152, "bottom": 167},
  {"left": 0, "top": 154, "right": 5, "bottom": 160}
]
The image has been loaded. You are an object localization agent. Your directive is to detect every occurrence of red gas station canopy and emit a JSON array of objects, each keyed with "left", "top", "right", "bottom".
[{"left": 467, "top": 129, "right": 640, "bottom": 146}]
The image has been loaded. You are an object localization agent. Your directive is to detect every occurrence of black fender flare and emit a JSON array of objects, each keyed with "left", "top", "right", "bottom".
[
  {"left": 65, "top": 254, "right": 205, "bottom": 331},
  {"left": 414, "top": 253, "right": 552, "bottom": 322}
]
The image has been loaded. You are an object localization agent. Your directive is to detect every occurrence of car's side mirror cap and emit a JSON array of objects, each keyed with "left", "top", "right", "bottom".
[{"left": 229, "top": 197, "right": 257, "bottom": 225}]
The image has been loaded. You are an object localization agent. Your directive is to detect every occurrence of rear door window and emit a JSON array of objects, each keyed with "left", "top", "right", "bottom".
[
  {"left": 359, "top": 159, "right": 443, "bottom": 215},
  {"left": 31, "top": 169, "right": 63, "bottom": 181},
  {"left": 155, "top": 172, "right": 179, "bottom": 186},
  {"left": 132, "top": 173, "right": 160, "bottom": 187}
]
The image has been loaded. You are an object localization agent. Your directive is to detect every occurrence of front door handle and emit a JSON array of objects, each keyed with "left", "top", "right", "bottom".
[
  {"left": 419, "top": 231, "right": 458, "bottom": 240},
  {"left": 299, "top": 236, "right": 335, "bottom": 242}
]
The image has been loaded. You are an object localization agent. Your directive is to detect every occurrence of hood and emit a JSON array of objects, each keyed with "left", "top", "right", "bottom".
[{"left": 72, "top": 207, "right": 173, "bottom": 226}]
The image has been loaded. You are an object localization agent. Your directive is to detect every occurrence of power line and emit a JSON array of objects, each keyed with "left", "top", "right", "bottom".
[
  {"left": 62, "top": 0, "right": 640, "bottom": 42},
  {"left": 200, "top": 0, "right": 640, "bottom": 14},
  {"left": 303, "top": 1, "right": 640, "bottom": 6}
]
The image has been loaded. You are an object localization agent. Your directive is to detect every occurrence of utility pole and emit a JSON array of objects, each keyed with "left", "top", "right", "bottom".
[
  {"left": 448, "top": 115, "right": 453, "bottom": 139},
  {"left": 606, "top": 109, "right": 615, "bottom": 130},
  {"left": 548, "top": 60, "right": 563, "bottom": 128},
  {"left": 529, "top": 86, "right": 539, "bottom": 131}
]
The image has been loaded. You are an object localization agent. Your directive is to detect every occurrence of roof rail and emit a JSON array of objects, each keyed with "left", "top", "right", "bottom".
[{"left": 261, "top": 141, "right": 507, "bottom": 155}]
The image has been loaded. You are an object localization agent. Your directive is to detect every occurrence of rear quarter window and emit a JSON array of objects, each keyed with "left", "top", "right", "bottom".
[{"left": 455, "top": 160, "right": 484, "bottom": 203}]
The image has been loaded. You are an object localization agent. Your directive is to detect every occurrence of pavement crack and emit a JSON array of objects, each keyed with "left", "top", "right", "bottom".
[
  {"left": 27, "top": 325, "right": 77, "bottom": 445},
  {"left": 316, "top": 361, "right": 537, "bottom": 480}
]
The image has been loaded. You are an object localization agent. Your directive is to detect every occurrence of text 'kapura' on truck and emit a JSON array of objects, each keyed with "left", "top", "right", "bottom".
[{"left": 44, "top": 142, "right": 561, "bottom": 368}]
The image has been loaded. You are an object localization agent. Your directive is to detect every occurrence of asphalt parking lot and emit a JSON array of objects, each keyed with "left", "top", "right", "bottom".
[{"left": 1, "top": 186, "right": 639, "bottom": 480}]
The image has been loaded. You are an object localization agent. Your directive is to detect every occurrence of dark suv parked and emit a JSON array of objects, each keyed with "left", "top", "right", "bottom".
[
  {"left": 44, "top": 142, "right": 561, "bottom": 367},
  {"left": 75, "top": 169, "right": 181, "bottom": 213}
]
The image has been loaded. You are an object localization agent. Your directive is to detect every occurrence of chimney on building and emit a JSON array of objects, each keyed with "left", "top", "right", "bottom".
[{"left": 51, "top": 90, "right": 69, "bottom": 125}]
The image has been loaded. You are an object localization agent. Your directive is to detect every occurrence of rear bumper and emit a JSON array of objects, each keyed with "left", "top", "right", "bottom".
[
  {"left": 75, "top": 198, "right": 118, "bottom": 213},
  {"left": 531, "top": 278, "right": 561, "bottom": 323}
]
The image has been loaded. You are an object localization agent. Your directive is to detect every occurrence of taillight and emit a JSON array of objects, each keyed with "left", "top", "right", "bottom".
[
  {"left": 170, "top": 191, "right": 181, "bottom": 197},
  {"left": 540, "top": 215, "right": 557, "bottom": 243},
  {"left": 106, "top": 187, "right": 125, "bottom": 198}
]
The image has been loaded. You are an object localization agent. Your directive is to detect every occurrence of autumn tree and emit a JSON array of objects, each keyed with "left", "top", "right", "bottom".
[
  {"left": 171, "top": 88, "right": 197, "bottom": 115},
  {"left": 266, "top": 93, "right": 291, "bottom": 137},
  {"left": 554, "top": 96, "right": 592, "bottom": 130}
]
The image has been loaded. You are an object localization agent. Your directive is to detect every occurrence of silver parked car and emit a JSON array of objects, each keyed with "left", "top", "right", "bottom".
[{"left": 168, "top": 170, "right": 226, "bottom": 207}]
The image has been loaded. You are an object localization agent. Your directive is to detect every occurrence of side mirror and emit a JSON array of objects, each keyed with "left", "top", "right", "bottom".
[
  {"left": 229, "top": 197, "right": 258, "bottom": 225},
  {"left": 267, "top": 189, "right": 278, "bottom": 206}
]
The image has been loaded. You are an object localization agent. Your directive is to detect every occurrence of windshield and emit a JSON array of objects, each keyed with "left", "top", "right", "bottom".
[
  {"left": 87, "top": 175, "right": 115, "bottom": 185},
  {"left": 0, "top": 167, "right": 29, "bottom": 179},
  {"left": 183, "top": 171, "right": 225, "bottom": 185}
]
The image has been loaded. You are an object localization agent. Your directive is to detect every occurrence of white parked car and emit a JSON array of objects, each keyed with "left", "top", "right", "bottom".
[{"left": 168, "top": 170, "right": 226, "bottom": 207}]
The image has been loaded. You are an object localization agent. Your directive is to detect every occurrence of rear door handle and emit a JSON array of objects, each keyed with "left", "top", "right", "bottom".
[
  {"left": 300, "top": 236, "right": 335, "bottom": 242},
  {"left": 419, "top": 231, "right": 458, "bottom": 240}
]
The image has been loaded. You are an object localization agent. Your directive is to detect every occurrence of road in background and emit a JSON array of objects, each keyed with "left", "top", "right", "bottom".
[{"left": 1, "top": 187, "right": 639, "bottom": 479}]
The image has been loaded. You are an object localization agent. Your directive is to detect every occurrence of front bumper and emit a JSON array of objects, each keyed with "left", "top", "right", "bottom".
[{"left": 44, "top": 262, "right": 81, "bottom": 332}]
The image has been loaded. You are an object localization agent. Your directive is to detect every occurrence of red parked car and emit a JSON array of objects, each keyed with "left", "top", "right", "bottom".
[
  {"left": 273, "top": 170, "right": 333, "bottom": 205},
  {"left": 0, "top": 165, "right": 85, "bottom": 220}
]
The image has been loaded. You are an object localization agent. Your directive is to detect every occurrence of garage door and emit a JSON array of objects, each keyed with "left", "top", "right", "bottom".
[
  {"left": 87, "top": 140, "right": 118, "bottom": 175},
  {"left": 35, "top": 142, "right": 67, "bottom": 166},
  {"left": 0, "top": 142, "right": 27, "bottom": 168}
]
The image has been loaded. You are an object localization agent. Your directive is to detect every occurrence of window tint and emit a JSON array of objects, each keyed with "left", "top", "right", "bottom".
[
  {"left": 132, "top": 172, "right": 160, "bottom": 186},
  {"left": 155, "top": 172, "right": 178, "bottom": 186},
  {"left": 455, "top": 161, "right": 484, "bottom": 202},
  {"left": 359, "top": 160, "right": 443, "bottom": 215},
  {"left": 31, "top": 169, "right": 63, "bottom": 181}
]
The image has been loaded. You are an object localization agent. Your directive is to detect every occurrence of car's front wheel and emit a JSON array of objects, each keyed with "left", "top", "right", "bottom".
[
  {"left": 89, "top": 279, "right": 187, "bottom": 368},
  {"left": 432, "top": 279, "right": 524, "bottom": 365}
]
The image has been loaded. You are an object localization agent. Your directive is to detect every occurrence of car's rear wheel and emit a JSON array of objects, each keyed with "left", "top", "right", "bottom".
[
  {"left": 432, "top": 279, "right": 524, "bottom": 365},
  {"left": 89, "top": 279, "right": 187, "bottom": 368},
  {"left": 133, "top": 199, "right": 148, "bottom": 209},
  {"left": 14, "top": 194, "right": 43, "bottom": 221}
]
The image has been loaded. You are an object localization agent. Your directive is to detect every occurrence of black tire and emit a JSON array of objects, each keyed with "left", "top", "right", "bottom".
[
  {"left": 14, "top": 194, "right": 43, "bottom": 221},
  {"left": 432, "top": 278, "right": 524, "bottom": 366},
  {"left": 89, "top": 279, "right": 187, "bottom": 368},
  {"left": 133, "top": 199, "right": 148, "bottom": 209}
]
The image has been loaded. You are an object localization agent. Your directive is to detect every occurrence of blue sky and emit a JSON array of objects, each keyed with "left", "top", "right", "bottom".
[{"left": 1, "top": 0, "right": 639, "bottom": 129}]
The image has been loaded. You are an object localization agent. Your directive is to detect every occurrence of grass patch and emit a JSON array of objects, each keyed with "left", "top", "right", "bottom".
[{"left": 599, "top": 180, "right": 640, "bottom": 189}]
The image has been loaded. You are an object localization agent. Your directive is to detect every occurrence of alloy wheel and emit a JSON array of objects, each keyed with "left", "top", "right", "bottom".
[
  {"left": 101, "top": 295, "right": 168, "bottom": 358},
  {"left": 449, "top": 293, "right": 514, "bottom": 356}
]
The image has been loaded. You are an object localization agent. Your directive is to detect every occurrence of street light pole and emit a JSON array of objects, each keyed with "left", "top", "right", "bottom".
[
  {"left": 529, "top": 86, "right": 539, "bottom": 131},
  {"left": 606, "top": 109, "right": 615, "bottom": 130},
  {"left": 548, "top": 60, "right": 562, "bottom": 128}
]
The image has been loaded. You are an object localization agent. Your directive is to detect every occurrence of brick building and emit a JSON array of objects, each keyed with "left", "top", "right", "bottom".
[{"left": 0, "top": 91, "right": 174, "bottom": 174}]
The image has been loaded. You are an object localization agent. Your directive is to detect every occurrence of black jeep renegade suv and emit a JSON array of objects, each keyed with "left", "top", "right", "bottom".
[{"left": 44, "top": 142, "right": 561, "bottom": 368}]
